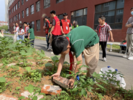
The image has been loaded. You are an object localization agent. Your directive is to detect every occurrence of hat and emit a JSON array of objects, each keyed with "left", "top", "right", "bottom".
[{"left": 63, "top": 13, "right": 68, "bottom": 16}]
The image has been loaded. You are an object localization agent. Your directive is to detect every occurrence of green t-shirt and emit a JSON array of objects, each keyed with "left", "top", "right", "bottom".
[
  {"left": 66, "top": 26, "right": 99, "bottom": 58},
  {"left": 48, "top": 28, "right": 51, "bottom": 33},
  {"left": 28, "top": 28, "right": 35, "bottom": 39}
]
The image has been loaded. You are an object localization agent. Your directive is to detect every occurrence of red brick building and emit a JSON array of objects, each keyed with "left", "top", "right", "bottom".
[{"left": 9, "top": 0, "right": 133, "bottom": 42}]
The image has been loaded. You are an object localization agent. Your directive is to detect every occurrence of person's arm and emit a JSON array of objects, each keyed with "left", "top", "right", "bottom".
[
  {"left": 50, "top": 19, "right": 55, "bottom": 34},
  {"left": 126, "top": 18, "right": 133, "bottom": 28},
  {"left": 68, "top": 54, "right": 82, "bottom": 88},
  {"left": 109, "top": 31, "right": 114, "bottom": 42},
  {"left": 60, "top": 21, "right": 64, "bottom": 34},
  {"left": 52, "top": 54, "right": 66, "bottom": 77},
  {"left": 1, "top": 30, "right": 4, "bottom": 36},
  {"left": 28, "top": 33, "right": 30, "bottom": 39}
]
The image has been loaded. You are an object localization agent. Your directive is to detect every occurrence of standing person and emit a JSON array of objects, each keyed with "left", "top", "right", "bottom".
[
  {"left": 96, "top": 15, "right": 114, "bottom": 62},
  {"left": 28, "top": 23, "right": 35, "bottom": 47},
  {"left": 18, "top": 26, "right": 25, "bottom": 42},
  {"left": 49, "top": 10, "right": 62, "bottom": 40},
  {"left": 72, "top": 20, "right": 78, "bottom": 30},
  {"left": 48, "top": 22, "right": 53, "bottom": 51},
  {"left": 60, "top": 13, "right": 71, "bottom": 35},
  {"left": 52, "top": 26, "right": 99, "bottom": 88},
  {"left": 13, "top": 22, "right": 19, "bottom": 42},
  {"left": 124, "top": 7, "right": 133, "bottom": 60},
  {"left": 0, "top": 30, "right": 4, "bottom": 37},
  {"left": 23, "top": 22, "right": 29, "bottom": 39},
  {"left": 43, "top": 16, "right": 50, "bottom": 50}
]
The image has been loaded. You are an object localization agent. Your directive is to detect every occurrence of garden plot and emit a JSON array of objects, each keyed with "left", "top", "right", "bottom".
[{"left": 0, "top": 37, "right": 133, "bottom": 100}]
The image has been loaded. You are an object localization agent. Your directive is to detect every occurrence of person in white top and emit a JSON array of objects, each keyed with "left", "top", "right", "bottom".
[
  {"left": 18, "top": 26, "right": 25, "bottom": 43},
  {"left": 13, "top": 23, "right": 19, "bottom": 42},
  {"left": 0, "top": 30, "right": 4, "bottom": 37}
]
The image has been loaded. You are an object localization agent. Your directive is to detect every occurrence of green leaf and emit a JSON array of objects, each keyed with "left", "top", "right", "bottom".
[
  {"left": 45, "top": 63, "right": 52, "bottom": 67},
  {"left": 0, "top": 77, "right": 6, "bottom": 82},
  {"left": 80, "top": 88, "right": 87, "bottom": 96},
  {"left": 19, "top": 96, "right": 25, "bottom": 100},
  {"left": 24, "top": 84, "right": 34, "bottom": 93},
  {"left": 33, "top": 96, "right": 37, "bottom": 100},
  {"left": 51, "top": 56, "right": 59, "bottom": 62},
  {"left": 25, "top": 67, "right": 31, "bottom": 72}
]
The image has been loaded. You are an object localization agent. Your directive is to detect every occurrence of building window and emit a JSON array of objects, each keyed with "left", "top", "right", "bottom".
[
  {"left": 19, "top": 13, "right": 20, "bottom": 19},
  {"left": 14, "top": 16, "right": 16, "bottom": 22},
  {"left": 31, "top": 5, "right": 34, "bottom": 14},
  {"left": 94, "top": 0, "right": 125, "bottom": 29},
  {"left": 22, "top": 11, "right": 24, "bottom": 18},
  {"left": 31, "top": 21, "right": 35, "bottom": 30},
  {"left": 26, "top": 0, "right": 28, "bottom": 1},
  {"left": 44, "top": 0, "right": 50, "bottom": 8},
  {"left": 36, "top": 1, "right": 40, "bottom": 12},
  {"left": 18, "top": 1, "right": 20, "bottom": 8},
  {"left": 21, "top": 0, "right": 24, "bottom": 5},
  {"left": 71, "top": 8, "right": 88, "bottom": 26},
  {"left": 36, "top": 20, "right": 40, "bottom": 31},
  {"left": 56, "top": 0, "right": 64, "bottom": 3},
  {"left": 16, "top": 4, "right": 17, "bottom": 10},
  {"left": 16, "top": 15, "right": 18, "bottom": 21},
  {"left": 26, "top": 8, "right": 29, "bottom": 16},
  {"left": 14, "top": 6, "right": 15, "bottom": 11},
  {"left": 58, "top": 14, "right": 63, "bottom": 20}
]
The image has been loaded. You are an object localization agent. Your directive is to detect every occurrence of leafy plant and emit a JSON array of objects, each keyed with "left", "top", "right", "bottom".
[
  {"left": 0, "top": 77, "right": 10, "bottom": 93},
  {"left": 20, "top": 67, "right": 43, "bottom": 82}
]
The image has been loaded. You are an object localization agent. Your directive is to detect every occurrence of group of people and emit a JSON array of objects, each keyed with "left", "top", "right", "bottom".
[
  {"left": 13, "top": 22, "right": 35, "bottom": 46},
  {"left": 43, "top": 12, "right": 78, "bottom": 50},
  {"left": 43, "top": 8, "right": 133, "bottom": 87}
]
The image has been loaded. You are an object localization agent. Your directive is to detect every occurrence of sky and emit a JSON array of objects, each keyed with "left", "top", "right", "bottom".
[{"left": 0, "top": 0, "right": 5, "bottom": 21}]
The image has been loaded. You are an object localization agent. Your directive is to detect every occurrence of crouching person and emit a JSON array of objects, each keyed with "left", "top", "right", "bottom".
[{"left": 52, "top": 26, "right": 99, "bottom": 88}]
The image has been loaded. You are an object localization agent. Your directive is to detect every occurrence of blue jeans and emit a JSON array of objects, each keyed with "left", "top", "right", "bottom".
[
  {"left": 17, "top": 35, "right": 24, "bottom": 43},
  {"left": 46, "top": 34, "right": 49, "bottom": 49}
]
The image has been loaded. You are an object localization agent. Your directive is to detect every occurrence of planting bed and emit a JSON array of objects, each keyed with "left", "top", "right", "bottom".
[{"left": 0, "top": 37, "right": 133, "bottom": 100}]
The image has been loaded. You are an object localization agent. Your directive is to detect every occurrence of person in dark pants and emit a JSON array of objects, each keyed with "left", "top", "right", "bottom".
[
  {"left": 23, "top": 22, "right": 29, "bottom": 39},
  {"left": 96, "top": 15, "right": 114, "bottom": 62},
  {"left": 49, "top": 10, "right": 62, "bottom": 40},
  {"left": 28, "top": 23, "right": 35, "bottom": 47},
  {"left": 43, "top": 16, "right": 50, "bottom": 50}
]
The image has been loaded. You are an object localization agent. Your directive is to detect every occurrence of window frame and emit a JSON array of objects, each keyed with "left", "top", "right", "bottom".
[
  {"left": 44, "top": 0, "right": 50, "bottom": 8},
  {"left": 26, "top": 8, "right": 29, "bottom": 16},
  {"left": 21, "top": 0, "right": 24, "bottom": 5},
  {"left": 22, "top": 11, "right": 24, "bottom": 18},
  {"left": 56, "top": 0, "right": 64, "bottom": 3},
  {"left": 71, "top": 8, "right": 88, "bottom": 26},
  {"left": 30, "top": 4, "right": 34, "bottom": 14},
  {"left": 36, "top": 1, "right": 40, "bottom": 12},
  {"left": 36, "top": 20, "right": 40, "bottom": 31},
  {"left": 94, "top": 0, "right": 125, "bottom": 29}
]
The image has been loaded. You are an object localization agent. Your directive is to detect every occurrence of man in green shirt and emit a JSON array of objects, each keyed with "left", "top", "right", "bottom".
[
  {"left": 28, "top": 23, "right": 35, "bottom": 47},
  {"left": 52, "top": 26, "right": 99, "bottom": 88}
]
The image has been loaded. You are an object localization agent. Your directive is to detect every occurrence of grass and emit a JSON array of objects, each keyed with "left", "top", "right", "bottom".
[
  {"left": 107, "top": 44, "right": 120, "bottom": 50},
  {"left": 4, "top": 33, "right": 46, "bottom": 41}
]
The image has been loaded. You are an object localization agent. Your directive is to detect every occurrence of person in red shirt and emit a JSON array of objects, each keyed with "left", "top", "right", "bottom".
[
  {"left": 60, "top": 13, "right": 71, "bottom": 35},
  {"left": 43, "top": 16, "right": 50, "bottom": 50},
  {"left": 49, "top": 10, "right": 62, "bottom": 40}
]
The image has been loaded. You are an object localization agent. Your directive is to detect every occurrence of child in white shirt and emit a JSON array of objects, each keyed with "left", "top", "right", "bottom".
[{"left": 18, "top": 26, "right": 25, "bottom": 42}]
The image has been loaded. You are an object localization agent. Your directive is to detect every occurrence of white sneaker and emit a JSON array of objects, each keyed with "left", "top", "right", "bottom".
[
  {"left": 128, "top": 57, "right": 133, "bottom": 60},
  {"left": 123, "top": 55, "right": 128, "bottom": 58},
  {"left": 103, "top": 58, "right": 107, "bottom": 62}
]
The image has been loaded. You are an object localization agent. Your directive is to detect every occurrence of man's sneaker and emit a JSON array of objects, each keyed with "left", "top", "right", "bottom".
[
  {"left": 103, "top": 58, "right": 107, "bottom": 62},
  {"left": 128, "top": 57, "right": 133, "bottom": 60},
  {"left": 123, "top": 55, "right": 128, "bottom": 58}
]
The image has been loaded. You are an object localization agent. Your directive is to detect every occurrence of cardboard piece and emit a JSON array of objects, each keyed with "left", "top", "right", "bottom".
[{"left": 53, "top": 76, "right": 69, "bottom": 89}]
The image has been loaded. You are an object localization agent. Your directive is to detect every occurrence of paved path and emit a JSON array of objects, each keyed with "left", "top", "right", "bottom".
[{"left": 34, "top": 39, "right": 133, "bottom": 90}]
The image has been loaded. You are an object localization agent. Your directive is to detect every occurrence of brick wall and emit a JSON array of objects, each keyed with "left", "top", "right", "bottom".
[{"left": 9, "top": 0, "right": 133, "bottom": 42}]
